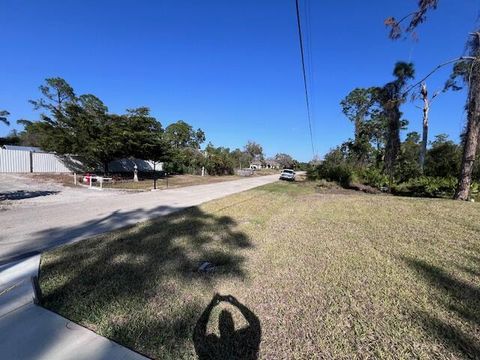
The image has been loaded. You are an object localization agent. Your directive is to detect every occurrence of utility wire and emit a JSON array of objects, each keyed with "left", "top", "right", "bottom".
[
  {"left": 295, "top": 0, "right": 316, "bottom": 157},
  {"left": 304, "top": 0, "right": 317, "bottom": 154}
]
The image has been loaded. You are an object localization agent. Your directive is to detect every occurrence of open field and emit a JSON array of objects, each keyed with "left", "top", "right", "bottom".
[{"left": 39, "top": 181, "right": 480, "bottom": 359}]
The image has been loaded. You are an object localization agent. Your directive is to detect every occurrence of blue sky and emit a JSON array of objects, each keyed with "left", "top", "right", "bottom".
[{"left": 1, "top": 0, "right": 479, "bottom": 161}]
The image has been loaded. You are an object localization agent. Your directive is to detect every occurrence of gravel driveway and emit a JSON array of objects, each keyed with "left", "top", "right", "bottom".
[
  {"left": 0, "top": 174, "right": 119, "bottom": 210},
  {"left": 0, "top": 174, "right": 280, "bottom": 264}
]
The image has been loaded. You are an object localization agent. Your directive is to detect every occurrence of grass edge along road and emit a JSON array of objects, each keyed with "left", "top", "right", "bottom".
[{"left": 39, "top": 181, "right": 480, "bottom": 359}]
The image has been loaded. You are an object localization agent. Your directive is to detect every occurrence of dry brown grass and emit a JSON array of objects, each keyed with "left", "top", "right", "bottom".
[
  {"left": 103, "top": 174, "right": 243, "bottom": 191},
  {"left": 27, "top": 173, "right": 76, "bottom": 187},
  {"left": 40, "top": 181, "right": 480, "bottom": 359}
]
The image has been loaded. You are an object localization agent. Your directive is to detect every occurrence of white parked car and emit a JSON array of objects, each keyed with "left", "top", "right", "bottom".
[{"left": 279, "top": 169, "right": 296, "bottom": 181}]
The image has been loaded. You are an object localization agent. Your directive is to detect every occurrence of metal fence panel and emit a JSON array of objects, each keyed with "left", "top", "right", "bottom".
[
  {"left": 0, "top": 148, "right": 159, "bottom": 173},
  {"left": 0, "top": 149, "right": 31, "bottom": 172},
  {"left": 32, "top": 152, "right": 71, "bottom": 173}
]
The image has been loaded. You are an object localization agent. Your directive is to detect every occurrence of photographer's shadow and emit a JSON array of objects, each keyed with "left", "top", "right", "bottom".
[{"left": 193, "top": 294, "right": 261, "bottom": 360}]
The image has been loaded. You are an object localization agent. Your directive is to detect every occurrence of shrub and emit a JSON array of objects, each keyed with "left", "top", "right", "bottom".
[
  {"left": 306, "top": 166, "right": 320, "bottom": 181},
  {"left": 358, "top": 167, "right": 389, "bottom": 189},
  {"left": 308, "top": 163, "right": 353, "bottom": 188},
  {"left": 392, "top": 177, "right": 457, "bottom": 198},
  {"left": 471, "top": 182, "right": 479, "bottom": 201}
]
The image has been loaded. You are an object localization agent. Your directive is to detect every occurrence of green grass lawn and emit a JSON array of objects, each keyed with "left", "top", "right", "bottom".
[{"left": 39, "top": 181, "right": 480, "bottom": 359}]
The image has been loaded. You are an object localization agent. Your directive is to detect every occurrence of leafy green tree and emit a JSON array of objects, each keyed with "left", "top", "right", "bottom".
[
  {"left": 275, "top": 153, "right": 295, "bottom": 169},
  {"left": 0, "top": 130, "right": 21, "bottom": 146},
  {"left": 204, "top": 143, "right": 235, "bottom": 175},
  {"left": 395, "top": 132, "right": 422, "bottom": 182},
  {"left": 163, "top": 120, "right": 206, "bottom": 174},
  {"left": 363, "top": 109, "right": 390, "bottom": 167},
  {"left": 230, "top": 148, "right": 251, "bottom": 169},
  {"left": 30, "top": 77, "right": 76, "bottom": 117},
  {"left": 164, "top": 120, "right": 205, "bottom": 149},
  {"left": 24, "top": 78, "right": 166, "bottom": 173},
  {"left": 424, "top": 134, "right": 461, "bottom": 178},
  {"left": 121, "top": 107, "right": 168, "bottom": 173},
  {"left": 385, "top": 0, "right": 438, "bottom": 40},
  {"left": 121, "top": 107, "right": 163, "bottom": 158},
  {"left": 341, "top": 88, "right": 375, "bottom": 138},
  {"left": 307, "top": 146, "right": 352, "bottom": 187},
  {"left": 244, "top": 141, "right": 263, "bottom": 161},
  {"left": 0, "top": 110, "right": 10, "bottom": 126},
  {"left": 25, "top": 78, "right": 78, "bottom": 154},
  {"left": 15, "top": 119, "right": 50, "bottom": 147},
  {"left": 385, "top": 1, "right": 478, "bottom": 199},
  {"left": 340, "top": 88, "right": 380, "bottom": 165}
]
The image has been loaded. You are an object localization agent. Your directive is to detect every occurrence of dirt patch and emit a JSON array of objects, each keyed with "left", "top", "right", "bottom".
[
  {"left": 348, "top": 182, "right": 384, "bottom": 194},
  {"left": 27, "top": 173, "right": 76, "bottom": 187},
  {"left": 0, "top": 173, "right": 122, "bottom": 210}
]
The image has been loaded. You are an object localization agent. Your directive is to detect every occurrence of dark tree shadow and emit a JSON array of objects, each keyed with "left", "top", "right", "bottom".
[
  {"left": 193, "top": 294, "right": 261, "bottom": 360},
  {"left": 0, "top": 190, "right": 60, "bottom": 201},
  {"left": 403, "top": 257, "right": 480, "bottom": 358},
  {"left": 38, "top": 205, "right": 254, "bottom": 359}
]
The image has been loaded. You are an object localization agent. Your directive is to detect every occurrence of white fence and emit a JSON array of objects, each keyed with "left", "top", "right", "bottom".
[
  {"left": 0, "top": 149, "right": 31, "bottom": 172},
  {"left": 32, "top": 152, "right": 74, "bottom": 172},
  {"left": 0, "top": 148, "right": 163, "bottom": 173},
  {"left": 0, "top": 149, "right": 83, "bottom": 173}
]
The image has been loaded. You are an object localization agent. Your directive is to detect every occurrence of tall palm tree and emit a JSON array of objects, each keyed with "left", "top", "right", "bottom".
[{"left": 381, "top": 62, "right": 415, "bottom": 179}]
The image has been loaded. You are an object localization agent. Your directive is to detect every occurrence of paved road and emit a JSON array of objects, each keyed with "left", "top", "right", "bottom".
[{"left": 0, "top": 175, "right": 279, "bottom": 264}]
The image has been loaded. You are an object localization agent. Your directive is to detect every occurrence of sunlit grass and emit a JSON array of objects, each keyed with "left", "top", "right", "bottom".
[{"left": 40, "top": 181, "right": 480, "bottom": 359}]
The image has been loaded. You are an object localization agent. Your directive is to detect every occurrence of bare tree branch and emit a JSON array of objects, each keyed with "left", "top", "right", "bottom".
[{"left": 403, "top": 56, "right": 476, "bottom": 97}]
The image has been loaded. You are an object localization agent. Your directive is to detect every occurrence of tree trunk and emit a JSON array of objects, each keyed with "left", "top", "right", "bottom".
[
  {"left": 454, "top": 33, "right": 480, "bottom": 200},
  {"left": 384, "top": 106, "right": 401, "bottom": 180},
  {"left": 419, "top": 83, "right": 429, "bottom": 173},
  {"left": 455, "top": 53, "right": 480, "bottom": 200},
  {"left": 454, "top": 106, "right": 480, "bottom": 200}
]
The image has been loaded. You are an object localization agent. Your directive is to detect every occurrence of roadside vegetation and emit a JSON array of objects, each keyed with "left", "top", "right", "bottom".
[
  {"left": 40, "top": 180, "right": 480, "bottom": 359},
  {"left": 103, "top": 174, "right": 243, "bottom": 191},
  {"left": 307, "top": 60, "right": 480, "bottom": 201},
  {"left": 0, "top": 79, "right": 307, "bottom": 178},
  {"left": 302, "top": 3, "right": 480, "bottom": 202}
]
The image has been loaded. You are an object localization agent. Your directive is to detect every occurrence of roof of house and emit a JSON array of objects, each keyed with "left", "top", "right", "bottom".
[{"left": 2, "top": 145, "right": 44, "bottom": 152}]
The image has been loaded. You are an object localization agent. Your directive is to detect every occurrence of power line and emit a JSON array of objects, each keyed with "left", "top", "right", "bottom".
[
  {"left": 295, "top": 0, "right": 315, "bottom": 157},
  {"left": 304, "top": 0, "right": 318, "bottom": 155}
]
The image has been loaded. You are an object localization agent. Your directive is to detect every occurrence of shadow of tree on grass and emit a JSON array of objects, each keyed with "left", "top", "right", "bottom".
[
  {"left": 404, "top": 257, "right": 480, "bottom": 358},
  {"left": 39, "top": 205, "right": 254, "bottom": 359}
]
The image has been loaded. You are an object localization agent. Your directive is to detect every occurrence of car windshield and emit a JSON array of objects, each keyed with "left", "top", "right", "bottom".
[{"left": 282, "top": 170, "right": 294, "bottom": 174}]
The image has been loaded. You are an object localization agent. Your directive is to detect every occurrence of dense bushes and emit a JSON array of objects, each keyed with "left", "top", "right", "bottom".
[
  {"left": 358, "top": 167, "right": 389, "bottom": 188},
  {"left": 308, "top": 163, "right": 353, "bottom": 187},
  {"left": 307, "top": 133, "right": 480, "bottom": 200},
  {"left": 392, "top": 177, "right": 458, "bottom": 198},
  {"left": 307, "top": 147, "right": 353, "bottom": 187}
]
